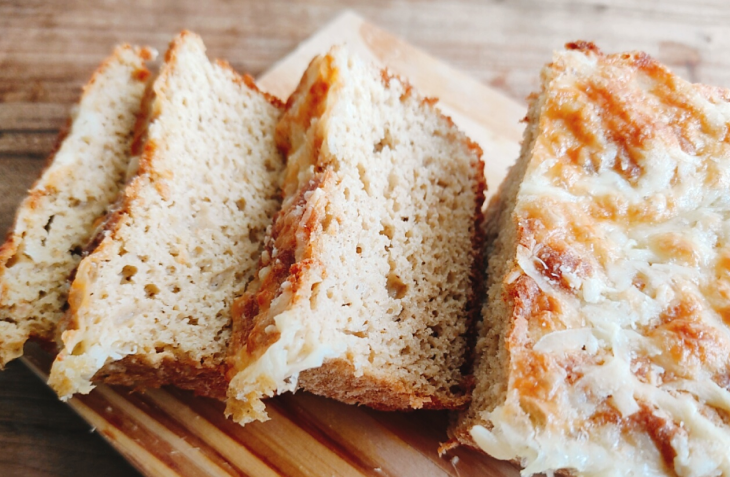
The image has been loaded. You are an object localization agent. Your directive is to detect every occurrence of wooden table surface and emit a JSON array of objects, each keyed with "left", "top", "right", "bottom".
[{"left": 1, "top": 1, "right": 729, "bottom": 475}]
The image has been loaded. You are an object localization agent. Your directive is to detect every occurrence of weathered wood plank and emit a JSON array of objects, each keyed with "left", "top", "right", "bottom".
[
  {"left": 0, "top": 131, "right": 58, "bottom": 155},
  {"left": 0, "top": 156, "right": 46, "bottom": 234},
  {"left": 1, "top": 0, "right": 729, "bottom": 108},
  {"left": 0, "top": 359, "right": 142, "bottom": 477},
  {"left": 0, "top": 103, "right": 69, "bottom": 131}
]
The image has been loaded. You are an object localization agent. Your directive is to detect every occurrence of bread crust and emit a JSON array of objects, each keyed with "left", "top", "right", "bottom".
[
  {"left": 92, "top": 354, "right": 227, "bottom": 400},
  {"left": 229, "top": 172, "right": 328, "bottom": 373},
  {"left": 299, "top": 358, "right": 470, "bottom": 411},
  {"left": 215, "top": 58, "right": 284, "bottom": 110}
]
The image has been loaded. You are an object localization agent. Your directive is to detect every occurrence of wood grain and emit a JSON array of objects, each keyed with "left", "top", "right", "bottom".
[
  {"left": 0, "top": 358, "right": 140, "bottom": 477},
  {"left": 2, "top": 1, "right": 729, "bottom": 475},
  {"left": 21, "top": 342, "right": 519, "bottom": 477},
  {"left": 1, "top": 0, "right": 729, "bottom": 108}
]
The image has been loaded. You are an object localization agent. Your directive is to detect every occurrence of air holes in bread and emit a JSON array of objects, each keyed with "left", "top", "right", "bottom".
[
  {"left": 373, "top": 129, "right": 395, "bottom": 153},
  {"left": 387, "top": 272, "right": 408, "bottom": 299},
  {"left": 144, "top": 284, "right": 160, "bottom": 298},
  {"left": 120, "top": 265, "right": 138, "bottom": 284}
]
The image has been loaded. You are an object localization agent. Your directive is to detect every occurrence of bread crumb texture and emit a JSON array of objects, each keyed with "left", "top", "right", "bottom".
[
  {"left": 226, "top": 47, "right": 485, "bottom": 424},
  {"left": 453, "top": 42, "right": 730, "bottom": 477},
  {"left": 0, "top": 45, "right": 153, "bottom": 368},
  {"left": 48, "top": 31, "right": 284, "bottom": 399}
]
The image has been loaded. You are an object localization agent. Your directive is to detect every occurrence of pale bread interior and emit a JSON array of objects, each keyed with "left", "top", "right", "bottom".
[
  {"left": 48, "top": 32, "right": 284, "bottom": 398},
  {"left": 227, "top": 47, "right": 484, "bottom": 423}
]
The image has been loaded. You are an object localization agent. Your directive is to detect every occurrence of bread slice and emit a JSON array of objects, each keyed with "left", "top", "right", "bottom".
[
  {"left": 0, "top": 45, "right": 154, "bottom": 368},
  {"left": 48, "top": 31, "right": 284, "bottom": 399},
  {"left": 226, "top": 47, "right": 486, "bottom": 424},
  {"left": 451, "top": 42, "right": 730, "bottom": 476}
]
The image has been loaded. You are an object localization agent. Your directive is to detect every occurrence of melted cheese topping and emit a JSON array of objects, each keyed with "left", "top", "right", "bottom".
[{"left": 473, "top": 44, "right": 730, "bottom": 476}]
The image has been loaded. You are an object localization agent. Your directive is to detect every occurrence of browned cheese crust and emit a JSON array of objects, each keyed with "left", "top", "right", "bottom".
[{"left": 451, "top": 42, "right": 730, "bottom": 476}]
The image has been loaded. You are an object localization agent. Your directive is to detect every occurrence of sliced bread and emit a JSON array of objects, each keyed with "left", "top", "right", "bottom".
[
  {"left": 48, "top": 31, "right": 285, "bottom": 399},
  {"left": 451, "top": 42, "right": 730, "bottom": 476},
  {"left": 0, "top": 45, "right": 154, "bottom": 368},
  {"left": 226, "top": 47, "right": 486, "bottom": 424}
]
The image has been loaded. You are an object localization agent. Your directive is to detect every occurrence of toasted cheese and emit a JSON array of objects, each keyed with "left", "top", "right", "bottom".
[{"left": 454, "top": 42, "right": 730, "bottom": 477}]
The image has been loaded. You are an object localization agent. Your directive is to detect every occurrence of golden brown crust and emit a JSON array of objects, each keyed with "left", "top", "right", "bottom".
[
  {"left": 93, "top": 354, "right": 227, "bottom": 400},
  {"left": 228, "top": 172, "right": 329, "bottom": 378},
  {"left": 213, "top": 58, "right": 285, "bottom": 110},
  {"left": 228, "top": 53, "right": 339, "bottom": 380},
  {"left": 380, "top": 68, "right": 415, "bottom": 101},
  {"left": 565, "top": 40, "right": 601, "bottom": 54},
  {"left": 275, "top": 54, "right": 337, "bottom": 159},
  {"left": 129, "top": 72, "right": 158, "bottom": 158},
  {"left": 299, "top": 358, "right": 470, "bottom": 411}
]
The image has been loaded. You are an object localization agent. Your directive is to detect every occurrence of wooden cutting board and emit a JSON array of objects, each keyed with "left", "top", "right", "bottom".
[{"left": 21, "top": 11, "right": 526, "bottom": 477}]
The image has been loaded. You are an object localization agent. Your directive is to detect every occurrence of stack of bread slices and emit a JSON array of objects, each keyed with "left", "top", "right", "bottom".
[{"left": 0, "top": 31, "right": 485, "bottom": 424}]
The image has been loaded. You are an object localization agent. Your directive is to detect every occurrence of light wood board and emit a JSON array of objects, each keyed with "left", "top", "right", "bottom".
[{"left": 21, "top": 11, "right": 526, "bottom": 477}]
